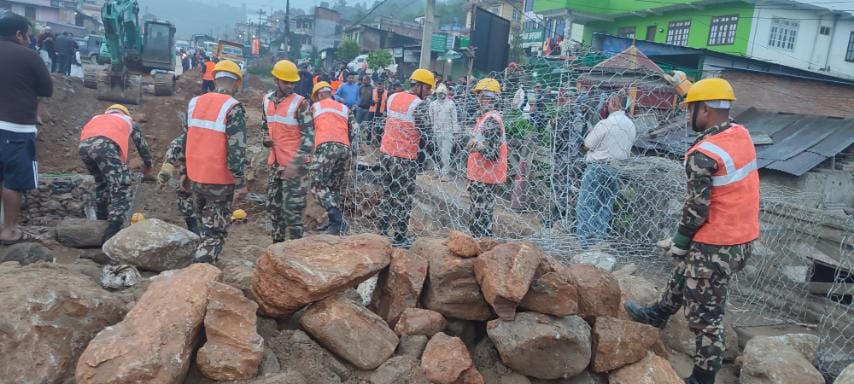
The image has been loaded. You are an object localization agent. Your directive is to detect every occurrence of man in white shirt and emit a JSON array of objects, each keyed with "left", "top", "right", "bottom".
[
  {"left": 575, "top": 92, "right": 636, "bottom": 248},
  {"left": 428, "top": 84, "right": 460, "bottom": 180}
]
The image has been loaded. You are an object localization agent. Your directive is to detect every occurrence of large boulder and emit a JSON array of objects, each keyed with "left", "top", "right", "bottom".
[
  {"left": 102, "top": 218, "right": 199, "bottom": 272},
  {"left": 300, "top": 295, "right": 399, "bottom": 370},
  {"left": 519, "top": 255, "right": 579, "bottom": 317},
  {"left": 268, "top": 330, "right": 352, "bottom": 384},
  {"left": 196, "top": 281, "right": 264, "bottom": 381},
  {"left": 447, "top": 230, "right": 481, "bottom": 257},
  {"left": 567, "top": 264, "right": 621, "bottom": 321},
  {"left": 421, "top": 332, "right": 474, "bottom": 384},
  {"left": 0, "top": 263, "right": 124, "bottom": 384},
  {"left": 252, "top": 234, "right": 391, "bottom": 317},
  {"left": 56, "top": 218, "right": 109, "bottom": 248},
  {"left": 836, "top": 363, "right": 854, "bottom": 384},
  {"left": 473, "top": 242, "right": 542, "bottom": 320},
  {"left": 369, "top": 248, "right": 428, "bottom": 326},
  {"left": 394, "top": 308, "right": 447, "bottom": 337},
  {"left": 75, "top": 263, "right": 222, "bottom": 384},
  {"left": 609, "top": 353, "right": 682, "bottom": 384},
  {"left": 591, "top": 316, "right": 662, "bottom": 372},
  {"left": 415, "top": 238, "right": 493, "bottom": 321},
  {"left": 0, "top": 242, "right": 54, "bottom": 265},
  {"left": 486, "top": 312, "right": 592, "bottom": 380},
  {"left": 739, "top": 333, "right": 823, "bottom": 384}
]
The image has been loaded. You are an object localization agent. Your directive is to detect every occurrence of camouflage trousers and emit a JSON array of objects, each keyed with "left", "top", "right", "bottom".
[
  {"left": 78, "top": 138, "right": 132, "bottom": 223},
  {"left": 378, "top": 155, "right": 418, "bottom": 239},
  {"left": 267, "top": 166, "right": 307, "bottom": 242},
  {"left": 469, "top": 181, "right": 498, "bottom": 238},
  {"left": 311, "top": 143, "right": 350, "bottom": 211},
  {"left": 656, "top": 242, "right": 750, "bottom": 372},
  {"left": 176, "top": 189, "right": 198, "bottom": 228},
  {"left": 190, "top": 183, "right": 234, "bottom": 263}
]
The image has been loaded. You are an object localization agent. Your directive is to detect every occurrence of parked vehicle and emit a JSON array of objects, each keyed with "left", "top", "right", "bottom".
[{"left": 77, "top": 35, "right": 104, "bottom": 63}]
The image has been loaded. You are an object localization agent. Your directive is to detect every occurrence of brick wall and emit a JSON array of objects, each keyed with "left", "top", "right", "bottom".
[{"left": 722, "top": 70, "right": 854, "bottom": 118}]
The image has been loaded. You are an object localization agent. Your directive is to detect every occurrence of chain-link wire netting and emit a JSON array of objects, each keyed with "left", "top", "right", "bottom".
[{"left": 323, "top": 48, "right": 854, "bottom": 378}]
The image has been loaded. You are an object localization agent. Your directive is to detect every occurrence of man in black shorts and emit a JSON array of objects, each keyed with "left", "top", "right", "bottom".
[{"left": 0, "top": 13, "right": 53, "bottom": 244}]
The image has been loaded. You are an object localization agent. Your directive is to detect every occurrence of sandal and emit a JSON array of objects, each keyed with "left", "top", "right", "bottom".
[{"left": 0, "top": 229, "right": 39, "bottom": 246}]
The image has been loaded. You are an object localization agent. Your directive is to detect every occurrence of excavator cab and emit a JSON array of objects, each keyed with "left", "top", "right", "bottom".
[{"left": 141, "top": 20, "right": 175, "bottom": 70}]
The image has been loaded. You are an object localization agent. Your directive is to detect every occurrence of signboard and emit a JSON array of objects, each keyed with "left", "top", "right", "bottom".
[
  {"left": 403, "top": 49, "right": 419, "bottom": 63},
  {"left": 251, "top": 38, "right": 260, "bottom": 55},
  {"left": 458, "top": 36, "right": 469, "bottom": 48},
  {"left": 393, "top": 47, "right": 403, "bottom": 58},
  {"left": 431, "top": 33, "right": 447, "bottom": 52},
  {"left": 521, "top": 29, "right": 544, "bottom": 48}
]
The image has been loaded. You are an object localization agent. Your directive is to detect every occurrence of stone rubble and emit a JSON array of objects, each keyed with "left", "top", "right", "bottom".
[
  {"left": 421, "top": 332, "right": 476, "bottom": 384},
  {"left": 394, "top": 307, "right": 448, "bottom": 337},
  {"left": 415, "top": 237, "right": 493, "bottom": 321},
  {"left": 473, "top": 242, "right": 543, "bottom": 320},
  {"left": 369, "top": 247, "right": 429, "bottom": 326},
  {"left": 102, "top": 218, "right": 199, "bottom": 272}
]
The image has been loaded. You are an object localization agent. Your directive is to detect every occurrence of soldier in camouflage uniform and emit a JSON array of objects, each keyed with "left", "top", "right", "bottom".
[
  {"left": 181, "top": 60, "right": 247, "bottom": 263},
  {"left": 309, "top": 81, "right": 354, "bottom": 235},
  {"left": 378, "top": 69, "right": 434, "bottom": 247},
  {"left": 78, "top": 104, "right": 153, "bottom": 241},
  {"left": 466, "top": 78, "right": 508, "bottom": 238},
  {"left": 156, "top": 135, "right": 199, "bottom": 234},
  {"left": 262, "top": 60, "right": 313, "bottom": 242},
  {"left": 625, "top": 79, "right": 758, "bottom": 384}
]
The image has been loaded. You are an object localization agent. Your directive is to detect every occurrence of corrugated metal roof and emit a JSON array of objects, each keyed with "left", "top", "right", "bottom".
[{"left": 737, "top": 108, "right": 854, "bottom": 176}]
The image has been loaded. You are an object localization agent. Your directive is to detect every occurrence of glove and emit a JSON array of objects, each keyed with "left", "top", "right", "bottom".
[
  {"left": 657, "top": 234, "right": 690, "bottom": 258},
  {"left": 157, "top": 163, "right": 174, "bottom": 186}
]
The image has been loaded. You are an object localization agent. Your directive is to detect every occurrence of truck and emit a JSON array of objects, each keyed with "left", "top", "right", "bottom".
[{"left": 213, "top": 40, "right": 245, "bottom": 67}]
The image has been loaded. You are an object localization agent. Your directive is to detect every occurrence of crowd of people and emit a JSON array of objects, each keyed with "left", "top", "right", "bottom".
[{"left": 34, "top": 26, "right": 79, "bottom": 76}]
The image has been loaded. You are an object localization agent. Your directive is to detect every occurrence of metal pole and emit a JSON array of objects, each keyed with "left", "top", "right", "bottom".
[
  {"left": 284, "top": 0, "right": 290, "bottom": 59},
  {"left": 419, "top": 0, "right": 435, "bottom": 70}
]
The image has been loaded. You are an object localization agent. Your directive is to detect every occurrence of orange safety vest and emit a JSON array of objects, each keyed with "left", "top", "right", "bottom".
[
  {"left": 467, "top": 111, "right": 509, "bottom": 184},
  {"left": 185, "top": 93, "right": 241, "bottom": 184},
  {"left": 380, "top": 92, "right": 422, "bottom": 160},
  {"left": 369, "top": 89, "right": 388, "bottom": 113},
  {"left": 685, "top": 124, "right": 760, "bottom": 246},
  {"left": 202, "top": 61, "right": 215, "bottom": 81},
  {"left": 312, "top": 98, "right": 350, "bottom": 148},
  {"left": 80, "top": 112, "right": 133, "bottom": 163},
  {"left": 265, "top": 91, "right": 304, "bottom": 166}
]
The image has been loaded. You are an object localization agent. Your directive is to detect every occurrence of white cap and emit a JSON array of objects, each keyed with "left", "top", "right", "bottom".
[
  {"left": 705, "top": 100, "right": 731, "bottom": 109},
  {"left": 215, "top": 72, "right": 238, "bottom": 80}
]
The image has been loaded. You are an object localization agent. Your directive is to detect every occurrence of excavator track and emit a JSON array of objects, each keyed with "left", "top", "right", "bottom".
[
  {"left": 83, "top": 68, "right": 98, "bottom": 89},
  {"left": 153, "top": 73, "right": 175, "bottom": 96},
  {"left": 96, "top": 71, "right": 143, "bottom": 105}
]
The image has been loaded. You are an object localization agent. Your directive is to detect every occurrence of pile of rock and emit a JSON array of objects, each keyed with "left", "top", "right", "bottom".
[{"left": 20, "top": 174, "right": 95, "bottom": 226}]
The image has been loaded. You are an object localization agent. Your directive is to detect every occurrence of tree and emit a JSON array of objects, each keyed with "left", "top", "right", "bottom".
[
  {"left": 336, "top": 39, "right": 360, "bottom": 63},
  {"left": 508, "top": 29, "right": 527, "bottom": 65},
  {"left": 367, "top": 50, "right": 393, "bottom": 71}
]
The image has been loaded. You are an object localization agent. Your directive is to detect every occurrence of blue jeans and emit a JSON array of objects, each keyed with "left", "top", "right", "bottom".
[{"left": 575, "top": 163, "right": 619, "bottom": 248}]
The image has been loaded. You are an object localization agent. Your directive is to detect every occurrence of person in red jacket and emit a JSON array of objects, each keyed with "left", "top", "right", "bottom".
[
  {"left": 78, "top": 104, "right": 153, "bottom": 241},
  {"left": 625, "top": 79, "right": 759, "bottom": 384}
]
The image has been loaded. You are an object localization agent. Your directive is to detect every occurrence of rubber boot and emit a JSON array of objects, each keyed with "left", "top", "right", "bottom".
[
  {"left": 325, "top": 208, "right": 347, "bottom": 235},
  {"left": 624, "top": 300, "right": 669, "bottom": 329},
  {"left": 185, "top": 218, "right": 199, "bottom": 235},
  {"left": 102, "top": 220, "right": 123, "bottom": 244},
  {"left": 684, "top": 366, "right": 716, "bottom": 384}
]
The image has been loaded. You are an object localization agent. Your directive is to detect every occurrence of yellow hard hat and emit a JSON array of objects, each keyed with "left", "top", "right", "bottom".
[
  {"left": 231, "top": 209, "right": 247, "bottom": 221},
  {"left": 130, "top": 213, "right": 145, "bottom": 224},
  {"left": 271, "top": 60, "right": 300, "bottom": 82},
  {"left": 312, "top": 81, "right": 332, "bottom": 98},
  {"left": 212, "top": 60, "right": 243, "bottom": 83},
  {"left": 105, "top": 104, "right": 130, "bottom": 117},
  {"left": 409, "top": 68, "right": 435, "bottom": 88},
  {"left": 472, "top": 78, "right": 501, "bottom": 94},
  {"left": 683, "top": 78, "right": 736, "bottom": 105}
]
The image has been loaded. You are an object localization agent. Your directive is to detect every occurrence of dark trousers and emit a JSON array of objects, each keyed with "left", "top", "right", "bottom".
[{"left": 201, "top": 80, "right": 215, "bottom": 93}]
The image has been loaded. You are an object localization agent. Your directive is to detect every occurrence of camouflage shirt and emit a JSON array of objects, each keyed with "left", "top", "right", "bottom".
[
  {"left": 80, "top": 122, "right": 153, "bottom": 167},
  {"left": 260, "top": 91, "right": 314, "bottom": 168},
  {"left": 181, "top": 88, "right": 248, "bottom": 193},
  {"left": 164, "top": 135, "right": 186, "bottom": 176},
  {"left": 676, "top": 119, "right": 733, "bottom": 241},
  {"left": 472, "top": 107, "right": 502, "bottom": 162}
]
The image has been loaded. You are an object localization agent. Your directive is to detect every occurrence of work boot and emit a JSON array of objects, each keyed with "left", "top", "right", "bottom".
[
  {"left": 325, "top": 208, "right": 348, "bottom": 235},
  {"left": 624, "top": 300, "right": 669, "bottom": 329},
  {"left": 185, "top": 218, "right": 199, "bottom": 235},
  {"left": 684, "top": 367, "right": 716, "bottom": 384},
  {"left": 101, "top": 220, "right": 123, "bottom": 244}
]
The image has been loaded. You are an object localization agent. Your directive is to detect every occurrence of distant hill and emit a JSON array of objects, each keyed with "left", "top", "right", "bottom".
[{"left": 139, "top": 0, "right": 246, "bottom": 38}]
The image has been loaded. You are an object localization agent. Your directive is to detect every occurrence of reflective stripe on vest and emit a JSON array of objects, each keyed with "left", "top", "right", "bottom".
[
  {"left": 312, "top": 98, "right": 350, "bottom": 148},
  {"left": 186, "top": 93, "right": 241, "bottom": 184},
  {"left": 380, "top": 92, "right": 422, "bottom": 160},
  {"left": 466, "top": 111, "right": 509, "bottom": 184},
  {"left": 369, "top": 89, "right": 387, "bottom": 113},
  {"left": 203, "top": 61, "right": 215, "bottom": 81},
  {"left": 80, "top": 113, "right": 133, "bottom": 163},
  {"left": 265, "top": 91, "right": 304, "bottom": 166},
  {"left": 686, "top": 124, "right": 760, "bottom": 246}
]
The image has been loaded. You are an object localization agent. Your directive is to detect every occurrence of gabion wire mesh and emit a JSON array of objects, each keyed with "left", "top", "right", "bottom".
[{"left": 329, "top": 50, "right": 854, "bottom": 378}]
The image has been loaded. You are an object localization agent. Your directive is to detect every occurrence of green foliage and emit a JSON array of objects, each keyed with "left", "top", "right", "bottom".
[
  {"left": 367, "top": 50, "right": 393, "bottom": 70},
  {"left": 508, "top": 30, "right": 527, "bottom": 65},
  {"left": 336, "top": 39, "right": 361, "bottom": 63},
  {"left": 247, "top": 62, "right": 273, "bottom": 78}
]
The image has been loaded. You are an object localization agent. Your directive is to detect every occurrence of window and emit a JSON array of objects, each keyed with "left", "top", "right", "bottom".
[
  {"left": 847, "top": 32, "right": 854, "bottom": 62},
  {"left": 524, "top": 0, "right": 534, "bottom": 12},
  {"left": 646, "top": 25, "right": 657, "bottom": 41},
  {"left": 708, "top": 15, "right": 738, "bottom": 45},
  {"left": 512, "top": 8, "right": 521, "bottom": 22},
  {"left": 666, "top": 20, "right": 691, "bottom": 46},
  {"left": 25, "top": 5, "right": 36, "bottom": 19},
  {"left": 768, "top": 18, "right": 798, "bottom": 50},
  {"left": 618, "top": 26, "right": 636, "bottom": 39},
  {"left": 819, "top": 26, "right": 831, "bottom": 36}
]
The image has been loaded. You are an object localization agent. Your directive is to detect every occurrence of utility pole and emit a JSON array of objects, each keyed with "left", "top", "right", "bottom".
[
  {"left": 419, "top": 0, "right": 435, "bottom": 69},
  {"left": 284, "top": 0, "right": 290, "bottom": 58}
]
